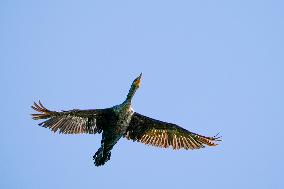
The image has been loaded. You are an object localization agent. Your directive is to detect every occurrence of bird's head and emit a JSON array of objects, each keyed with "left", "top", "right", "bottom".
[
  {"left": 126, "top": 73, "right": 142, "bottom": 103},
  {"left": 132, "top": 73, "right": 142, "bottom": 89}
]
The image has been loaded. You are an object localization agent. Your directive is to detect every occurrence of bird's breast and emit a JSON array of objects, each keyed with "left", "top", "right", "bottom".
[{"left": 114, "top": 106, "right": 134, "bottom": 134}]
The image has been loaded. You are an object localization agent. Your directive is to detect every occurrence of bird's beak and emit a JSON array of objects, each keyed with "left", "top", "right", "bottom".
[{"left": 135, "top": 73, "right": 142, "bottom": 87}]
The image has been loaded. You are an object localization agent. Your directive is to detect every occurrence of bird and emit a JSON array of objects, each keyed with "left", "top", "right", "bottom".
[{"left": 31, "top": 73, "right": 221, "bottom": 166}]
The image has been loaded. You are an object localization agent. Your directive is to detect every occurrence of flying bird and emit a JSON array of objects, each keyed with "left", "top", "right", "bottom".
[{"left": 31, "top": 73, "right": 221, "bottom": 166}]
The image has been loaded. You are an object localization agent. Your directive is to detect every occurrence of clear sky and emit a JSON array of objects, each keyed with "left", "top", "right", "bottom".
[{"left": 1, "top": 0, "right": 283, "bottom": 189}]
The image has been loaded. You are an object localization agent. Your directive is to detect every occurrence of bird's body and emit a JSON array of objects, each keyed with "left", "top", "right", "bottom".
[
  {"left": 94, "top": 103, "right": 134, "bottom": 165},
  {"left": 31, "top": 74, "right": 221, "bottom": 166}
]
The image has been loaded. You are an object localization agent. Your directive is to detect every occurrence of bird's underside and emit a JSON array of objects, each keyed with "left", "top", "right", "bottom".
[{"left": 31, "top": 101, "right": 221, "bottom": 166}]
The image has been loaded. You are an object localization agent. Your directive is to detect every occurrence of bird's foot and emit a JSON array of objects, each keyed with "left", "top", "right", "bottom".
[
  {"left": 93, "top": 149, "right": 111, "bottom": 166},
  {"left": 93, "top": 148, "right": 102, "bottom": 160},
  {"left": 105, "top": 151, "right": 111, "bottom": 160}
]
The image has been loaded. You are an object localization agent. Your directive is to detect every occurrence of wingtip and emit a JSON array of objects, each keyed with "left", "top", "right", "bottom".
[
  {"left": 31, "top": 100, "right": 52, "bottom": 120},
  {"left": 213, "top": 132, "right": 222, "bottom": 141}
]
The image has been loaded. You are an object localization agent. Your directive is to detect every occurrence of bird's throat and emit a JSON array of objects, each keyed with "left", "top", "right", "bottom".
[{"left": 125, "top": 85, "right": 137, "bottom": 104}]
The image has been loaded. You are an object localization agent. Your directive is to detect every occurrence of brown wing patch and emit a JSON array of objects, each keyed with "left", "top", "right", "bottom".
[
  {"left": 129, "top": 128, "right": 220, "bottom": 150},
  {"left": 140, "top": 129, "right": 170, "bottom": 148},
  {"left": 125, "top": 112, "right": 221, "bottom": 150}
]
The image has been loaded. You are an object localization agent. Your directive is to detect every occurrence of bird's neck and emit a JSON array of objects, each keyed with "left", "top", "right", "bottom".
[{"left": 124, "top": 85, "right": 137, "bottom": 104}]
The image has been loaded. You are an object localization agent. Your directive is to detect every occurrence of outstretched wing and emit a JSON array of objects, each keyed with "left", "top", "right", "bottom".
[
  {"left": 125, "top": 112, "right": 221, "bottom": 150},
  {"left": 31, "top": 101, "right": 113, "bottom": 134}
]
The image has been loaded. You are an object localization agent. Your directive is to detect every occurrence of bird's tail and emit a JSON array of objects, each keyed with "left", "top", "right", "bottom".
[{"left": 93, "top": 147, "right": 111, "bottom": 166}]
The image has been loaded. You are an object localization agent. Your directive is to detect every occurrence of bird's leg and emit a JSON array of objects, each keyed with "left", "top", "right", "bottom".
[
  {"left": 103, "top": 148, "right": 111, "bottom": 160},
  {"left": 93, "top": 145, "right": 112, "bottom": 166},
  {"left": 93, "top": 131, "right": 118, "bottom": 166},
  {"left": 93, "top": 132, "right": 106, "bottom": 160}
]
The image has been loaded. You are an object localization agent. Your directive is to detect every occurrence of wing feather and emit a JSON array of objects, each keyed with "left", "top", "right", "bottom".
[
  {"left": 31, "top": 101, "right": 112, "bottom": 134},
  {"left": 125, "top": 112, "right": 221, "bottom": 150}
]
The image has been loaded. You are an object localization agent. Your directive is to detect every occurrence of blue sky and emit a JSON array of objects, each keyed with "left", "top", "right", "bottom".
[{"left": 1, "top": 0, "right": 283, "bottom": 188}]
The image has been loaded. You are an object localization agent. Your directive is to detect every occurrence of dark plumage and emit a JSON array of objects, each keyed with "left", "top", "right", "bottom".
[{"left": 31, "top": 73, "right": 221, "bottom": 166}]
